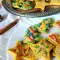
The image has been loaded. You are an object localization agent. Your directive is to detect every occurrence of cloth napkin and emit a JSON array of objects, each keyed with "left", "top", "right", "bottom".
[{"left": 0, "top": 6, "right": 19, "bottom": 60}]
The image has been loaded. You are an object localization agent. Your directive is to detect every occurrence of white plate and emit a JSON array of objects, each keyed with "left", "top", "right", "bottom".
[{"left": 8, "top": 14, "right": 60, "bottom": 60}]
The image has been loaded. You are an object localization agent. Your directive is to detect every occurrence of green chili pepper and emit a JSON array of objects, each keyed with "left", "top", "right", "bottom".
[
  {"left": 37, "top": 50, "right": 41, "bottom": 54},
  {"left": 35, "top": 46, "right": 39, "bottom": 48},
  {"left": 27, "top": 41, "right": 33, "bottom": 44},
  {"left": 35, "top": 37, "right": 40, "bottom": 41},
  {"left": 42, "top": 29, "right": 47, "bottom": 33}
]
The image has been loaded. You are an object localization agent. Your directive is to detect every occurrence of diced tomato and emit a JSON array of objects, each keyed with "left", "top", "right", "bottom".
[
  {"left": 17, "top": 54, "right": 22, "bottom": 57},
  {"left": 28, "top": 36, "right": 34, "bottom": 42},
  {"left": 24, "top": 48, "right": 27, "bottom": 52},
  {"left": 29, "top": 27, "right": 35, "bottom": 33},
  {"left": 49, "top": 34, "right": 59, "bottom": 43},
  {"left": 49, "top": 34, "right": 56, "bottom": 40},
  {"left": 26, "top": 53, "right": 29, "bottom": 56},
  {"left": 17, "top": 45, "right": 22, "bottom": 50},
  {"left": 13, "top": 49, "right": 16, "bottom": 53}
]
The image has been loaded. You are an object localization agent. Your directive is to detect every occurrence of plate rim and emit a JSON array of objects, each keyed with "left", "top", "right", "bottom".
[{"left": 2, "top": 0, "right": 60, "bottom": 17}]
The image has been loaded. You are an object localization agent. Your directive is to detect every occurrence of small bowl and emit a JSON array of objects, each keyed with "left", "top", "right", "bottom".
[{"left": 2, "top": 0, "right": 60, "bottom": 17}]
